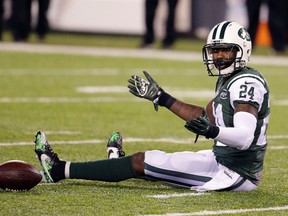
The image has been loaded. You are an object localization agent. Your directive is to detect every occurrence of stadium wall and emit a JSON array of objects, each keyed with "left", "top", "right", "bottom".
[{"left": 3, "top": 0, "right": 248, "bottom": 38}]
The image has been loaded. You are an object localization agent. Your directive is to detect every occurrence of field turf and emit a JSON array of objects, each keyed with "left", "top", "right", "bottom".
[{"left": 0, "top": 34, "right": 288, "bottom": 215}]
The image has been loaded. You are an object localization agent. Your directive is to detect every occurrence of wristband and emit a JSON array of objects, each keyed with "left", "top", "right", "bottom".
[
  {"left": 158, "top": 91, "right": 176, "bottom": 108},
  {"left": 205, "top": 125, "right": 220, "bottom": 139}
]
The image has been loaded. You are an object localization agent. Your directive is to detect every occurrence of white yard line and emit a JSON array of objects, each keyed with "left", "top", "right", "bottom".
[
  {"left": 273, "top": 99, "right": 288, "bottom": 106},
  {"left": 1, "top": 42, "right": 288, "bottom": 66},
  {"left": 141, "top": 205, "right": 288, "bottom": 216},
  {"left": 146, "top": 192, "right": 208, "bottom": 199},
  {"left": 0, "top": 97, "right": 134, "bottom": 103},
  {"left": 0, "top": 42, "right": 201, "bottom": 62},
  {"left": 0, "top": 68, "right": 120, "bottom": 76},
  {"left": 0, "top": 96, "right": 286, "bottom": 105},
  {"left": 0, "top": 136, "right": 287, "bottom": 147}
]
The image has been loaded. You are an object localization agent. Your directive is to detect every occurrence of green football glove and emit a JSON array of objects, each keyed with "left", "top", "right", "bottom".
[
  {"left": 185, "top": 108, "right": 219, "bottom": 140},
  {"left": 128, "top": 71, "right": 163, "bottom": 111}
]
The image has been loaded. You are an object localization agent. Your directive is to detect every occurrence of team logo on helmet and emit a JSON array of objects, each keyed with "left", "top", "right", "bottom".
[{"left": 238, "top": 28, "right": 251, "bottom": 41}]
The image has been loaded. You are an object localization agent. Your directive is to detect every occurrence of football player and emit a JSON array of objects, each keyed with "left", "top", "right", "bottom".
[{"left": 35, "top": 21, "right": 270, "bottom": 192}]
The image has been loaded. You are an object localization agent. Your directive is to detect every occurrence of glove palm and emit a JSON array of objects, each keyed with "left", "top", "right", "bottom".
[
  {"left": 185, "top": 109, "right": 219, "bottom": 140},
  {"left": 128, "top": 71, "right": 163, "bottom": 111}
]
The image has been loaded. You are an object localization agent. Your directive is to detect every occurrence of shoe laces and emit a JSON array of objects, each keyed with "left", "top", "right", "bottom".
[
  {"left": 45, "top": 141, "right": 59, "bottom": 164},
  {"left": 118, "top": 148, "right": 125, "bottom": 157}
]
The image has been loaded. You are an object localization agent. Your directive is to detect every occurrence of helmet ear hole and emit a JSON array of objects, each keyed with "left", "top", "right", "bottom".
[{"left": 233, "top": 46, "right": 240, "bottom": 52}]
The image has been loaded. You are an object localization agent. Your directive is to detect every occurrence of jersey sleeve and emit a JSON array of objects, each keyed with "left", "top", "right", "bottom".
[{"left": 228, "top": 76, "right": 268, "bottom": 111}]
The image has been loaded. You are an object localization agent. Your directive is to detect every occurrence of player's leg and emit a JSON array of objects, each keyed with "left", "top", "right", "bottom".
[
  {"left": 34, "top": 130, "right": 145, "bottom": 183},
  {"left": 143, "top": 150, "right": 219, "bottom": 187},
  {"left": 34, "top": 130, "right": 216, "bottom": 185},
  {"left": 141, "top": 0, "right": 159, "bottom": 46},
  {"left": 34, "top": 131, "right": 256, "bottom": 191},
  {"left": 162, "top": 0, "right": 179, "bottom": 48},
  {"left": 143, "top": 150, "right": 258, "bottom": 191}
]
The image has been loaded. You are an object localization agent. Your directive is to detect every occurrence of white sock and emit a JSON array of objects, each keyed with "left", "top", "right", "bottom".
[
  {"left": 64, "top": 161, "right": 71, "bottom": 178},
  {"left": 107, "top": 147, "right": 119, "bottom": 159}
]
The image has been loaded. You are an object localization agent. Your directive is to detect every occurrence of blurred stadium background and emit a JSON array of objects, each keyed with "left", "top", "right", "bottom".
[{"left": 1, "top": 0, "right": 273, "bottom": 46}]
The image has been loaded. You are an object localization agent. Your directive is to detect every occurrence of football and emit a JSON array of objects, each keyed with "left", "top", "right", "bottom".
[{"left": 0, "top": 160, "right": 42, "bottom": 191}]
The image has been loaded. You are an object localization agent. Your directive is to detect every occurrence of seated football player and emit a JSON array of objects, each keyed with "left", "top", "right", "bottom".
[{"left": 35, "top": 21, "right": 270, "bottom": 192}]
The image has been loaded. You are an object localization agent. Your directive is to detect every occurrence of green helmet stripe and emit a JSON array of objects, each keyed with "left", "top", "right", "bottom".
[
  {"left": 212, "top": 24, "right": 220, "bottom": 39},
  {"left": 219, "top": 21, "right": 232, "bottom": 39}
]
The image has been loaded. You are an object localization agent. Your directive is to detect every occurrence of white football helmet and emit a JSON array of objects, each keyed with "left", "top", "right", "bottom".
[{"left": 202, "top": 21, "right": 252, "bottom": 76}]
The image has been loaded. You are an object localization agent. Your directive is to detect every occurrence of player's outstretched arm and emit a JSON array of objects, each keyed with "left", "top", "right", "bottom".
[{"left": 128, "top": 71, "right": 203, "bottom": 120}]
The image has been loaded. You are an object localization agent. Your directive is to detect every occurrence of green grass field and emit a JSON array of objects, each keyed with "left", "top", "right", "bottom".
[{"left": 0, "top": 35, "right": 288, "bottom": 215}]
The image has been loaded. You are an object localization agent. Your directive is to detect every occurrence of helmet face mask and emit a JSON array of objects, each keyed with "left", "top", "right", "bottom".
[{"left": 202, "top": 21, "right": 252, "bottom": 77}]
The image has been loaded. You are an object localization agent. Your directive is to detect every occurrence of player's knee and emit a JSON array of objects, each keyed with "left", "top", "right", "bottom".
[{"left": 131, "top": 152, "right": 145, "bottom": 176}]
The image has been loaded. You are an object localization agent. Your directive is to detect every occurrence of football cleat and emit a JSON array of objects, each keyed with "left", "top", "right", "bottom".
[
  {"left": 107, "top": 131, "right": 125, "bottom": 159},
  {"left": 34, "top": 131, "right": 59, "bottom": 183}
]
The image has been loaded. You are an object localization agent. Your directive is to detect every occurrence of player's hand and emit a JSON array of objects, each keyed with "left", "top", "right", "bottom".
[
  {"left": 185, "top": 109, "right": 219, "bottom": 139},
  {"left": 128, "top": 71, "right": 163, "bottom": 111}
]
